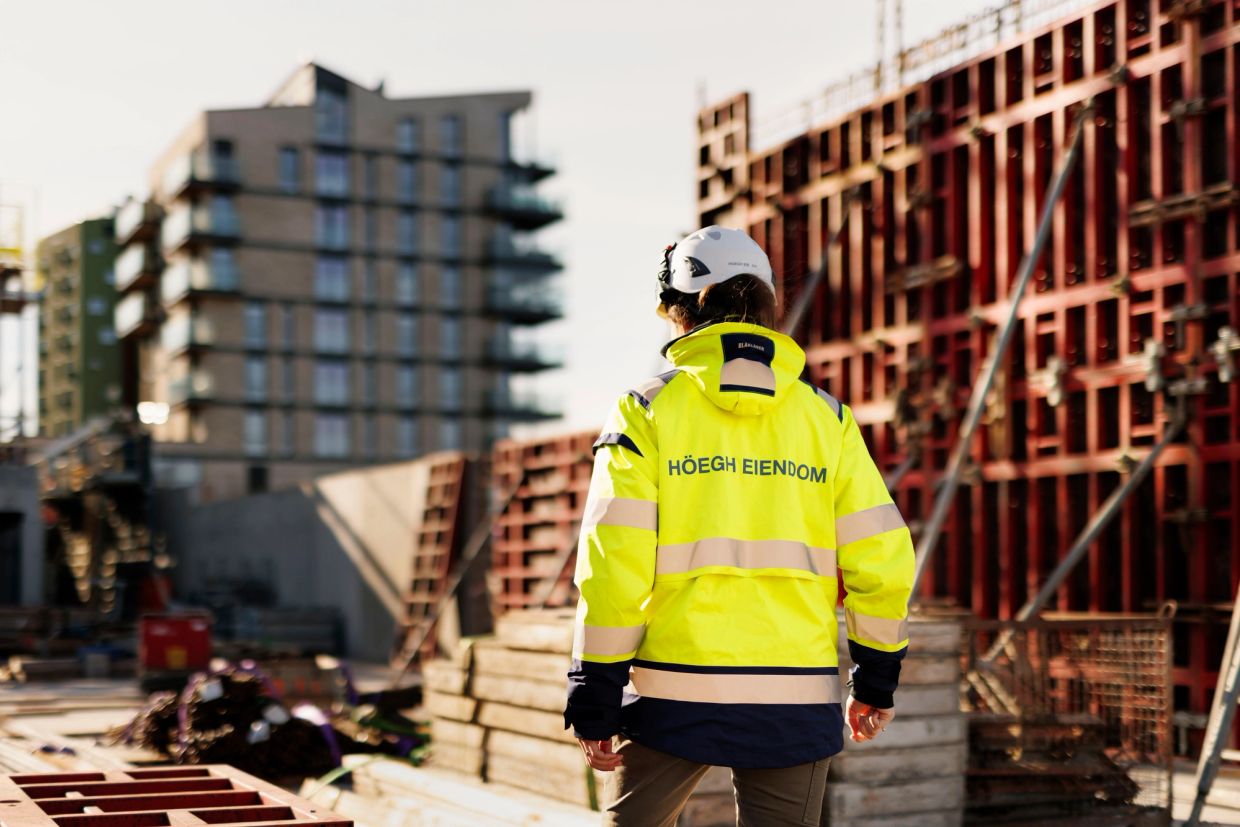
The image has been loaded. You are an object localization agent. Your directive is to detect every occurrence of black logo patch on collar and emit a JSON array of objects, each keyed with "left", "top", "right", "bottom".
[{"left": 721, "top": 332, "right": 775, "bottom": 365}]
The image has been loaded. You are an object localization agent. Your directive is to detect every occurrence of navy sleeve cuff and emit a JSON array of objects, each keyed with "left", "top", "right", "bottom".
[{"left": 564, "top": 659, "right": 631, "bottom": 740}]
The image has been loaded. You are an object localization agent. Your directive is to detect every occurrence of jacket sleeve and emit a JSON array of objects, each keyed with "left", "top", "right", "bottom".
[
  {"left": 833, "top": 404, "right": 915, "bottom": 709},
  {"left": 564, "top": 392, "right": 659, "bottom": 739}
]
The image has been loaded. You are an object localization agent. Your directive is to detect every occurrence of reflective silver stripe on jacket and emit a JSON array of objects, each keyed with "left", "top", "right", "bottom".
[
  {"left": 844, "top": 608, "right": 909, "bottom": 647},
  {"left": 814, "top": 386, "right": 843, "bottom": 420},
  {"left": 573, "top": 623, "right": 646, "bottom": 658},
  {"left": 630, "top": 667, "right": 840, "bottom": 705},
  {"left": 581, "top": 496, "right": 658, "bottom": 532},
  {"left": 629, "top": 370, "right": 679, "bottom": 410},
  {"left": 835, "top": 503, "right": 906, "bottom": 547},
  {"left": 656, "top": 538, "right": 836, "bottom": 577}
]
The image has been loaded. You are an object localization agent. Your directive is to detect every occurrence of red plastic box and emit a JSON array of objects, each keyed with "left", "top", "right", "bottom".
[{"left": 139, "top": 613, "right": 212, "bottom": 674}]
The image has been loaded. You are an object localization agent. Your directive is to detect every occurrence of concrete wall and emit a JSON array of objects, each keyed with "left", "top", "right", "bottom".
[
  {"left": 165, "top": 456, "right": 440, "bottom": 661},
  {"left": 0, "top": 465, "right": 44, "bottom": 605}
]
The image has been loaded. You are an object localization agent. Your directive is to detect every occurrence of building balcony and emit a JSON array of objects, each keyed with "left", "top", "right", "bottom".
[
  {"left": 161, "top": 205, "right": 240, "bottom": 251},
  {"left": 162, "top": 152, "right": 240, "bottom": 199},
  {"left": 115, "top": 291, "right": 161, "bottom": 340},
  {"left": 114, "top": 244, "right": 162, "bottom": 294},
  {"left": 504, "top": 153, "right": 556, "bottom": 184},
  {"left": 485, "top": 338, "right": 564, "bottom": 372},
  {"left": 114, "top": 199, "right": 163, "bottom": 246},
  {"left": 167, "top": 370, "right": 214, "bottom": 406},
  {"left": 55, "top": 390, "right": 75, "bottom": 410},
  {"left": 484, "top": 285, "right": 564, "bottom": 324},
  {"left": 54, "top": 333, "right": 76, "bottom": 351},
  {"left": 161, "top": 314, "right": 215, "bottom": 354},
  {"left": 485, "top": 236, "right": 563, "bottom": 274},
  {"left": 161, "top": 259, "right": 241, "bottom": 305},
  {"left": 485, "top": 185, "right": 563, "bottom": 230},
  {"left": 483, "top": 388, "right": 560, "bottom": 422}
]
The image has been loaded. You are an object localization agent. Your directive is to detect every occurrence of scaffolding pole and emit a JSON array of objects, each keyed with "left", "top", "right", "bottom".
[
  {"left": 912, "top": 104, "right": 1091, "bottom": 594},
  {"left": 1187, "top": 580, "right": 1240, "bottom": 826}
]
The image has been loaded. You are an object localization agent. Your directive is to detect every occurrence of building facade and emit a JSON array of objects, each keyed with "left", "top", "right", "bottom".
[
  {"left": 36, "top": 218, "right": 121, "bottom": 438},
  {"left": 697, "top": 0, "right": 1240, "bottom": 744},
  {"left": 114, "top": 64, "right": 562, "bottom": 501}
]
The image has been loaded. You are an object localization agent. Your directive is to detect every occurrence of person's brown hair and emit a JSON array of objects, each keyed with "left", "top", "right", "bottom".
[{"left": 664, "top": 274, "right": 779, "bottom": 331}]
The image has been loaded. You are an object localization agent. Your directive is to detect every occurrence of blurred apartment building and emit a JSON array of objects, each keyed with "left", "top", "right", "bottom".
[
  {"left": 112, "top": 63, "right": 563, "bottom": 501},
  {"left": 36, "top": 218, "right": 121, "bottom": 438}
]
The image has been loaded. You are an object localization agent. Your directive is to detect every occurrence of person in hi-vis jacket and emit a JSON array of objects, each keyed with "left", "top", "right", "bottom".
[{"left": 563, "top": 226, "right": 915, "bottom": 826}]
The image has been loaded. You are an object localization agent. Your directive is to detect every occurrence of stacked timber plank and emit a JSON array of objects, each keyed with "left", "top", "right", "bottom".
[
  {"left": 422, "top": 610, "right": 965, "bottom": 826},
  {"left": 826, "top": 614, "right": 966, "bottom": 827},
  {"left": 422, "top": 609, "right": 608, "bottom": 809}
]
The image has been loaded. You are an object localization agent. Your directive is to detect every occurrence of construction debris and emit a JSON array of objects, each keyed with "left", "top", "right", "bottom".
[{"left": 105, "top": 660, "right": 426, "bottom": 782}]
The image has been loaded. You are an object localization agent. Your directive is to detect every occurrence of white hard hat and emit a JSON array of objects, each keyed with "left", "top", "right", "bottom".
[{"left": 661, "top": 226, "right": 774, "bottom": 296}]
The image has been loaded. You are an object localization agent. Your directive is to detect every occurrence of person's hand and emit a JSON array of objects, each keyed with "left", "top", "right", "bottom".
[
  {"left": 846, "top": 696, "right": 895, "bottom": 743},
  {"left": 578, "top": 737, "right": 624, "bottom": 771}
]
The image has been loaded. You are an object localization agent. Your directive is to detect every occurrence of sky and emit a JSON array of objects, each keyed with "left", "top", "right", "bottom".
[{"left": 0, "top": 0, "right": 992, "bottom": 440}]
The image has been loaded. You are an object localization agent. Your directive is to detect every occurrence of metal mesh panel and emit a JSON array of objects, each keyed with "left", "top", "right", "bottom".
[{"left": 963, "top": 616, "right": 1173, "bottom": 824}]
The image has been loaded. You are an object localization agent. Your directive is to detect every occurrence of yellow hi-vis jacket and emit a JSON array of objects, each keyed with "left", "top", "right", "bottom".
[{"left": 564, "top": 321, "right": 914, "bottom": 769}]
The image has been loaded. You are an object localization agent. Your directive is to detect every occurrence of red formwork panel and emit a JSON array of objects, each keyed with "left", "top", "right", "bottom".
[
  {"left": 697, "top": 0, "right": 1240, "bottom": 752},
  {"left": 0, "top": 765, "right": 350, "bottom": 827},
  {"left": 392, "top": 453, "right": 472, "bottom": 664},
  {"left": 489, "top": 432, "right": 596, "bottom": 615}
]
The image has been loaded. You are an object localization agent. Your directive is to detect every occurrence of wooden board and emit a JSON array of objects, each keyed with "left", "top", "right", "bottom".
[
  {"left": 423, "top": 660, "right": 470, "bottom": 695},
  {"left": 487, "top": 729, "right": 583, "bottom": 775},
  {"left": 887, "top": 684, "right": 959, "bottom": 717},
  {"left": 425, "top": 690, "right": 478, "bottom": 722},
  {"left": 477, "top": 701, "right": 575, "bottom": 743},
  {"left": 472, "top": 673, "right": 565, "bottom": 712},
  {"left": 844, "top": 714, "right": 967, "bottom": 752},
  {"left": 430, "top": 717, "right": 487, "bottom": 749},
  {"left": 473, "top": 640, "right": 571, "bottom": 683},
  {"left": 486, "top": 753, "right": 599, "bottom": 810},
  {"left": 829, "top": 776, "right": 965, "bottom": 819},
  {"left": 495, "top": 610, "right": 575, "bottom": 654},
  {"left": 831, "top": 743, "right": 968, "bottom": 784},
  {"left": 428, "top": 741, "right": 486, "bottom": 776}
]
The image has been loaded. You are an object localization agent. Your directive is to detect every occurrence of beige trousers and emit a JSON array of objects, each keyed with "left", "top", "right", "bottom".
[{"left": 602, "top": 738, "right": 830, "bottom": 827}]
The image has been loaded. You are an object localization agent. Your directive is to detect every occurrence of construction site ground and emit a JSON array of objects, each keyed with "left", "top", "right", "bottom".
[{"left": 0, "top": 677, "right": 1236, "bottom": 826}]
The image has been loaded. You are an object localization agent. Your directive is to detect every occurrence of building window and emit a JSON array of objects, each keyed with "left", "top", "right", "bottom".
[
  {"left": 364, "top": 208, "right": 377, "bottom": 252},
  {"left": 363, "top": 260, "right": 378, "bottom": 301},
  {"left": 283, "top": 356, "right": 296, "bottom": 400},
  {"left": 316, "top": 205, "right": 349, "bottom": 250},
  {"left": 314, "top": 308, "right": 350, "bottom": 353},
  {"left": 245, "top": 356, "right": 268, "bottom": 401},
  {"left": 314, "top": 360, "right": 350, "bottom": 405},
  {"left": 244, "top": 410, "right": 268, "bottom": 456},
  {"left": 210, "top": 195, "right": 238, "bottom": 235},
  {"left": 396, "top": 263, "right": 419, "bottom": 306},
  {"left": 397, "top": 417, "right": 417, "bottom": 457},
  {"left": 316, "top": 150, "right": 349, "bottom": 197},
  {"left": 282, "top": 412, "right": 296, "bottom": 455},
  {"left": 362, "top": 364, "right": 377, "bottom": 404},
  {"left": 440, "top": 266, "right": 461, "bottom": 308},
  {"left": 244, "top": 301, "right": 267, "bottom": 347},
  {"left": 282, "top": 303, "right": 295, "bottom": 349},
  {"left": 397, "top": 313, "right": 418, "bottom": 356},
  {"left": 439, "top": 367, "right": 461, "bottom": 409},
  {"left": 440, "top": 418, "right": 462, "bottom": 451},
  {"left": 315, "top": 257, "right": 350, "bottom": 302},
  {"left": 363, "top": 417, "right": 378, "bottom": 459},
  {"left": 211, "top": 247, "right": 238, "bottom": 287},
  {"left": 314, "top": 414, "right": 351, "bottom": 458},
  {"left": 316, "top": 87, "right": 348, "bottom": 145},
  {"left": 441, "top": 215, "right": 461, "bottom": 257},
  {"left": 440, "top": 115, "right": 462, "bottom": 157},
  {"left": 397, "top": 210, "right": 418, "bottom": 254},
  {"left": 441, "top": 317, "right": 461, "bottom": 358},
  {"left": 440, "top": 165, "right": 461, "bottom": 205},
  {"left": 363, "top": 154, "right": 378, "bottom": 200},
  {"left": 396, "top": 365, "right": 418, "bottom": 408},
  {"left": 397, "top": 160, "right": 417, "bottom": 203},
  {"left": 363, "top": 310, "right": 377, "bottom": 354},
  {"left": 279, "top": 147, "right": 300, "bottom": 193},
  {"left": 498, "top": 111, "right": 513, "bottom": 161},
  {"left": 397, "top": 117, "right": 419, "bottom": 153}
]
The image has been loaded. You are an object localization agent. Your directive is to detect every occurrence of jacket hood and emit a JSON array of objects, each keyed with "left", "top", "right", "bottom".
[{"left": 661, "top": 322, "right": 807, "bottom": 416}]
